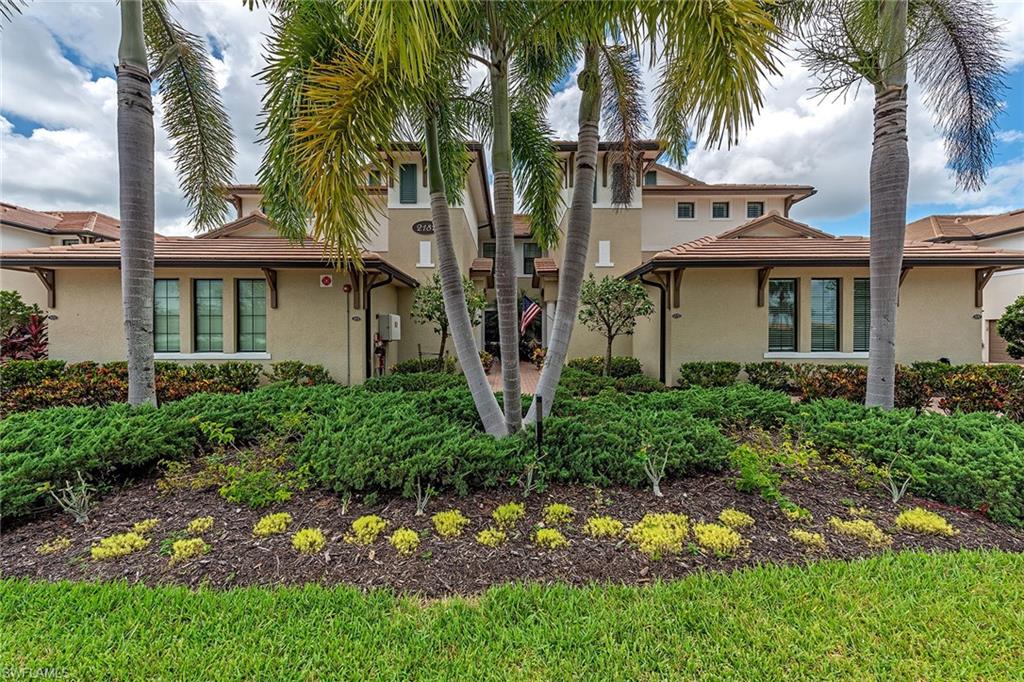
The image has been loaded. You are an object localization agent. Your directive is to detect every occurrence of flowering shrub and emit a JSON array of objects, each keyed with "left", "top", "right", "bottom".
[
  {"left": 788, "top": 528, "right": 826, "bottom": 550},
  {"left": 91, "top": 532, "right": 150, "bottom": 560},
  {"left": 169, "top": 538, "right": 210, "bottom": 565},
  {"left": 677, "top": 362, "right": 741, "bottom": 388},
  {"left": 36, "top": 536, "right": 71, "bottom": 555},
  {"left": 131, "top": 518, "right": 160, "bottom": 535},
  {"left": 793, "top": 364, "right": 930, "bottom": 410},
  {"left": 693, "top": 523, "right": 743, "bottom": 557},
  {"left": 345, "top": 515, "right": 388, "bottom": 545},
  {"left": 583, "top": 516, "right": 625, "bottom": 538},
  {"left": 253, "top": 512, "right": 292, "bottom": 537},
  {"left": 492, "top": 503, "right": 525, "bottom": 529},
  {"left": 718, "top": 509, "right": 754, "bottom": 529},
  {"left": 431, "top": 510, "right": 469, "bottom": 538},
  {"left": 1, "top": 313, "right": 48, "bottom": 361},
  {"left": 187, "top": 516, "right": 214, "bottom": 535},
  {"left": 627, "top": 513, "right": 689, "bottom": 559},
  {"left": 292, "top": 528, "right": 326, "bottom": 554},
  {"left": 940, "top": 366, "right": 1022, "bottom": 414},
  {"left": 389, "top": 528, "right": 421, "bottom": 555},
  {"left": 530, "top": 347, "right": 547, "bottom": 370},
  {"left": 828, "top": 517, "right": 891, "bottom": 546},
  {"left": 534, "top": 528, "right": 569, "bottom": 549},
  {"left": 894, "top": 507, "right": 957, "bottom": 536},
  {"left": 542, "top": 503, "right": 575, "bottom": 526},
  {"left": 476, "top": 527, "right": 507, "bottom": 548}
]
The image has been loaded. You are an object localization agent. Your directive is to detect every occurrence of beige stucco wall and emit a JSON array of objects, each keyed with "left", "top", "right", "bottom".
[
  {"left": 640, "top": 195, "right": 790, "bottom": 253},
  {"left": 1, "top": 226, "right": 59, "bottom": 309}
]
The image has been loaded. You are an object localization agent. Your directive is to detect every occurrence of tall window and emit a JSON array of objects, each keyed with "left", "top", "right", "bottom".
[
  {"left": 153, "top": 279, "right": 180, "bottom": 352},
  {"left": 417, "top": 240, "right": 433, "bottom": 267},
  {"left": 854, "top": 278, "right": 870, "bottom": 352},
  {"left": 596, "top": 240, "right": 613, "bottom": 267},
  {"left": 236, "top": 279, "right": 267, "bottom": 353},
  {"left": 747, "top": 201, "right": 764, "bottom": 218},
  {"left": 811, "top": 278, "right": 840, "bottom": 352},
  {"left": 712, "top": 201, "right": 730, "bottom": 219},
  {"left": 193, "top": 279, "right": 223, "bottom": 352},
  {"left": 523, "top": 242, "right": 541, "bottom": 275},
  {"left": 399, "top": 163, "right": 417, "bottom": 204},
  {"left": 644, "top": 170, "right": 657, "bottom": 185},
  {"left": 676, "top": 202, "right": 695, "bottom": 219},
  {"left": 768, "top": 279, "right": 797, "bottom": 352}
]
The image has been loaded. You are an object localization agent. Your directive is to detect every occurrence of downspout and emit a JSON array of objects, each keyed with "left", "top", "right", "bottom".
[
  {"left": 639, "top": 274, "right": 667, "bottom": 384},
  {"left": 364, "top": 273, "right": 393, "bottom": 381}
]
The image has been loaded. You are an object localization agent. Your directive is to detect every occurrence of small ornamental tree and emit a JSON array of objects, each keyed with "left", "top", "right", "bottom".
[
  {"left": 411, "top": 274, "right": 487, "bottom": 370},
  {"left": 997, "top": 293, "right": 1024, "bottom": 360},
  {"left": 578, "top": 275, "right": 654, "bottom": 376}
]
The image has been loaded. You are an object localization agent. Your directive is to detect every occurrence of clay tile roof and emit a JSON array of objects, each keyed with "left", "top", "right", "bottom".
[
  {"left": 1, "top": 202, "right": 62, "bottom": 231},
  {"left": 0, "top": 237, "right": 419, "bottom": 287},
  {"left": 532, "top": 257, "right": 558, "bottom": 275},
  {"left": 469, "top": 257, "right": 493, "bottom": 274},
  {"left": 713, "top": 212, "right": 835, "bottom": 240},
  {"left": 907, "top": 209, "right": 1024, "bottom": 242},
  {"left": 512, "top": 214, "right": 532, "bottom": 238},
  {"left": 2, "top": 202, "right": 123, "bottom": 240}
]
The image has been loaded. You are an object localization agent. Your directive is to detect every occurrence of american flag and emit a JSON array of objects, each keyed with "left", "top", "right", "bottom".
[{"left": 520, "top": 295, "right": 541, "bottom": 335}]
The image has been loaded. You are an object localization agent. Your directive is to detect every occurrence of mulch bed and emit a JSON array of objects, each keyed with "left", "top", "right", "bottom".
[{"left": 2, "top": 466, "right": 1022, "bottom": 598}]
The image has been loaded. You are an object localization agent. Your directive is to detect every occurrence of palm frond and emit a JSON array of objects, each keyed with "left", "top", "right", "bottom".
[
  {"left": 600, "top": 44, "right": 646, "bottom": 207},
  {"left": 510, "top": 100, "right": 563, "bottom": 249},
  {"left": 143, "top": 0, "right": 235, "bottom": 232},
  {"left": 0, "top": 0, "right": 24, "bottom": 22},
  {"left": 911, "top": 0, "right": 1006, "bottom": 191}
]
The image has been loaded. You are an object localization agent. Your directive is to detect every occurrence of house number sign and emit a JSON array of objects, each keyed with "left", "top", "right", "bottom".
[{"left": 411, "top": 220, "right": 434, "bottom": 235}]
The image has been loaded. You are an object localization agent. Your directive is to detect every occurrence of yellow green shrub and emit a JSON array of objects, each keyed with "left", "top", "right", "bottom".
[
  {"left": 187, "top": 516, "right": 214, "bottom": 535},
  {"left": 431, "top": 510, "right": 469, "bottom": 538},
  {"left": 718, "top": 509, "right": 754, "bottom": 529},
  {"left": 627, "top": 513, "right": 689, "bottom": 560},
  {"left": 476, "top": 527, "right": 507, "bottom": 548},
  {"left": 169, "top": 538, "right": 210, "bottom": 565},
  {"left": 131, "top": 518, "right": 160, "bottom": 535},
  {"left": 492, "top": 503, "right": 525, "bottom": 529},
  {"left": 848, "top": 506, "right": 873, "bottom": 519},
  {"left": 895, "top": 507, "right": 957, "bottom": 536},
  {"left": 253, "top": 512, "right": 292, "bottom": 537},
  {"left": 36, "top": 536, "right": 72, "bottom": 555},
  {"left": 783, "top": 505, "right": 813, "bottom": 523},
  {"left": 534, "top": 528, "right": 569, "bottom": 549},
  {"left": 693, "top": 523, "right": 744, "bottom": 557},
  {"left": 542, "top": 503, "right": 575, "bottom": 526},
  {"left": 389, "top": 528, "right": 421, "bottom": 555},
  {"left": 292, "top": 528, "right": 326, "bottom": 554},
  {"left": 345, "top": 515, "right": 387, "bottom": 545},
  {"left": 583, "top": 516, "right": 624, "bottom": 538},
  {"left": 788, "top": 528, "right": 827, "bottom": 550},
  {"left": 829, "top": 517, "right": 891, "bottom": 546},
  {"left": 91, "top": 532, "right": 150, "bottom": 560}
]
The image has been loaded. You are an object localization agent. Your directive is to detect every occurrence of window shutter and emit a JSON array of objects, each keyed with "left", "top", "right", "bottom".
[
  {"left": 853, "top": 278, "right": 870, "bottom": 352},
  {"left": 399, "top": 164, "right": 418, "bottom": 204},
  {"left": 644, "top": 170, "right": 657, "bottom": 185},
  {"left": 768, "top": 279, "right": 797, "bottom": 352}
]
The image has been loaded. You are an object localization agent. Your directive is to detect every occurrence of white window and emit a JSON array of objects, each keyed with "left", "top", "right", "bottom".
[
  {"left": 417, "top": 240, "right": 433, "bottom": 267},
  {"left": 747, "top": 201, "right": 764, "bottom": 218},
  {"left": 596, "top": 240, "right": 613, "bottom": 267},
  {"left": 712, "top": 202, "right": 730, "bottom": 219},
  {"left": 676, "top": 202, "right": 695, "bottom": 219}
]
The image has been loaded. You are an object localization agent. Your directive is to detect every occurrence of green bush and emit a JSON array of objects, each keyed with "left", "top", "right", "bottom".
[
  {"left": 743, "top": 362, "right": 794, "bottom": 393},
  {"left": 793, "top": 363, "right": 930, "bottom": 411},
  {"left": 558, "top": 367, "right": 665, "bottom": 397},
  {"left": 910, "top": 361, "right": 957, "bottom": 393},
  {"left": 566, "top": 356, "right": 642, "bottom": 378},
  {"left": 265, "top": 361, "right": 334, "bottom": 386},
  {"left": 638, "top": 384, "right": 795, "bottom": 431},
  {"left": 364, "top": 372, "right": 468, "bottom": 393},
  {"left": 0, "top": 359, "right": 66, "bottom": 390},
  {"left": 677, "top": 362, "right": 741, "bottom": 388},
  {"left": 392, "top": 356, "right": 458, "bottom": 374},
  {"left": 789, "top": 399, "right": 1024, "bottom": 527},
  {"left": 940, "top": 365, "right": 1023, "bottom": 415}
]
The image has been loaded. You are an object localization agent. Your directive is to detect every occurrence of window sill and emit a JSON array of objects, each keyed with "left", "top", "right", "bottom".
[
  {"left": 155, "top": 352, "right": 271, "bottom": 361},
  {"left": 675, "top": 217, "right": 696, "bottom": 221},
  {"left": 594, "top": 262, "right": 615, "bottom": 268},
  {"left": 415, "top": 263, "right": 434, "bottom": 268},
  {"left": 763, "top": 351, "right": 868, "bottom": 360}
]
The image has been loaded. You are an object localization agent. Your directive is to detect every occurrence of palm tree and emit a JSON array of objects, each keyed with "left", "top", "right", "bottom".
[
  {"left": 4, "top": 0, "right": 235, "bottom": 405},
  {"left": 796, "top": 0, "right": 1006, "bottom": 408}
]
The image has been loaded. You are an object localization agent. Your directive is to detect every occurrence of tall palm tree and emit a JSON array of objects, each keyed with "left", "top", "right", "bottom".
[
  {"left": 4, "top": 0, "right": 235, "bottom": 405},
  {"left": 796, "top": 0, "right": 1006, "bottom": 408}
]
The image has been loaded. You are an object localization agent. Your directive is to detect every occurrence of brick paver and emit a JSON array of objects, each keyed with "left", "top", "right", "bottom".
[{"left": 487, "top": 362, "right": 539, "bottom": 394}]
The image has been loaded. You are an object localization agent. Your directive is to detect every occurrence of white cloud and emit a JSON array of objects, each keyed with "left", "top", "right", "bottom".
[{"left": 997, "top": 129, "right": 1024, "bottom": 143}]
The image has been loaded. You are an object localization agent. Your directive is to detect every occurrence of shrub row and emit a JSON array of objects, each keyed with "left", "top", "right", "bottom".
[
  {"left": 557, "top": 367, "right": 665, "bottom": 397},
  {"left": 566, "top": 356, "right": 643, "bottom": 378}
]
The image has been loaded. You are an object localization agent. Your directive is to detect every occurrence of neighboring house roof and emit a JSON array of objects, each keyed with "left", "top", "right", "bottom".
[
  {"left": 0, "top": 238, "right": 419, "bottom": 287},
  {"left": 196, "top": 211, "right": 278, "bottom": 239},
  {"left": 552, "top": 140, "right": 663, "bottom": 152},
  {"left": 648, "top": 163, "right": 705, "bottom": 186},
  {"left": 1, "top": 202, "right": 123, "bottom": 240},
  {"left": 906, "top": 209, "right": 1024, "bottom": 242},
  {"left": 625, "top": 214, "right": 1024, "bottom": 278},
  {"left": 641, "top": 182, "right": 817, "bottom": 203},
  {"left": 512, "top": 214, "right": 532, "bottom": 238}
]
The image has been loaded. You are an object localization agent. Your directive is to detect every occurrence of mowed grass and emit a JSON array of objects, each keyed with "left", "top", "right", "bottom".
[{"left": 2, "top": 551, "right": 1022, "bottom": 680}]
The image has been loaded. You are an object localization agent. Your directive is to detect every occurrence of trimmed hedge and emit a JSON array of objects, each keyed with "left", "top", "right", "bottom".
[
  {"left": 264, "top": 361, "right": 333, "bottom": 386},
  {"left": 677, "top": 362, "right": 741, "bottom": 388},
  {"left": 566, "top": 356, "right": 643, "bottom": 378},
  {"left": 558, "top": 367, "right": 665, "bottom": 397},
  {"left": 743, "top": 362, "right": 794, "bottom": 393},
  {"left": 392, "top": 357, "right": 457, "bottom": 374}
]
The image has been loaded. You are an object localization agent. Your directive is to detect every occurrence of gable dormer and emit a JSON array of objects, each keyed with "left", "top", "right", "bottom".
[{"left": 715, "top": 212, "right": 835, "bottom": 240}]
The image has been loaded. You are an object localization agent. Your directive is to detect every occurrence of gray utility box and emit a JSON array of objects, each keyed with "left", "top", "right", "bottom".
[{"left": 378, "top": 313, "right": 401, "bottom": 341}]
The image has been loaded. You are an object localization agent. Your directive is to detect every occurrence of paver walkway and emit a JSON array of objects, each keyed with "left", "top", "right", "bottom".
[{"left": 487, "top": 361, "right": 539, "bottom": 394}]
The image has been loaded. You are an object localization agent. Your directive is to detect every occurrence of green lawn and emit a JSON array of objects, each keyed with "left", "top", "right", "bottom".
[{"left": 2, "top": 550, "right": 1022, "bottom": 680}]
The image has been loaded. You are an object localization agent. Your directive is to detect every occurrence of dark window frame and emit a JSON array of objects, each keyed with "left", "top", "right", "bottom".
[
  {"left": 193, "top": 278, "right": 224, "bottom": 353},
  {"left": 399, "top": 163, "right": 418, "bottom": 204},
  {"left": 523, "top": 242, "right": 542, "bottom": 275},
  {"left": 853, "top": 278, "right": 870, "bottom": 352},
  {"left": 676, "top": 202, "right": 695, "bottom": 219},
  {"left": 236, "top": 278, "right": 267, "bottom": 353},
  {"left": 153, "top": 279, "right": 180, "bottom": 353},
  {"left": 810, "top": 278, "right": 841, "bottom": 352},
  {"left": 644, "top": 170, "right": 657, "bottom": 186},
  {"left": 746, "top": 201, "right": 765, "bottom": 219},
  {"left": 712, "top": 201, "right": 730, "bottom": 219},
  {"left": 768, "top": 278, "right": 798, "bottom": 352}
]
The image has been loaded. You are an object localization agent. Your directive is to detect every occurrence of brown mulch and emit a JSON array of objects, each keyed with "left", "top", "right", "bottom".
[{"left": 2, "top": 467, "right": 1022, "bottom": 598}]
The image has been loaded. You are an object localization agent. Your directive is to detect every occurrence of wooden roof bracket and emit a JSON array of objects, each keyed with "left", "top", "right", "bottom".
[
  {"left": 671, "top": 268, "right": 684, "bottom": 308},
  {"left": 31, "top": 267, "right": 55, "bottom": 308},
  {"left": 261, "top": 267, "right": 278, "bottom": 309},
  {"left": 975, "top": 267, "right": 996, "bottom": 308},
  {"left": 756, "top": 267, "right": 773, "bottom": 307},
  {"left": 897, "top": 266, "right": 912, "bottom": 306}
]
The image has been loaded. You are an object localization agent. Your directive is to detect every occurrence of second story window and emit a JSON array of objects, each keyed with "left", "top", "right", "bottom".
[
  {"left": 417, "top": 240, "right": 433, "bottom": 267},
  {"left": 644, "top": 170, "right": 657, "bottom": 186},
  {"left": 367, "top": 169, "right": 382, "bottom": 187},
  {"left": 611, "top": 163, "right": 628, "bottom": 204},
  {"left": 482, "top": 242, "right": 496, "bottom": 259},
  {"left": 399, "top": 163, "right": 418, "bottom": 204},
  {"left": 193, "top": 279, "right": 223, "bottom": 352},
  {"left": 596, "top": 240, "right": 614, "bottom": 267},
  {"left": 676, "top": 202, "right": 695, "bottom": 219},
  {"left": 61, "top": 238, "right": 78, "bottom": 246},
  {"left": 747, "top": 201, "right": 765, "bottom": 218},
  {"left": 523, "top": 242, "right": 541, "bottom": 275},
  {"left": 712, "top": 202, "right": 730, "bottom": 219}
]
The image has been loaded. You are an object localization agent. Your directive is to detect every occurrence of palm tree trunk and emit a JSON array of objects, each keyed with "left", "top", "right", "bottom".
[
  {"left": 525, "top": 42, "right": 601, "bottom": 423},
  {"left": 866, "top": 0, "right": 909, "bottom": 410},
  {"left": 424, "top": 114, "right": 507, "bottom": 436},
  {"left": 117, "top": 0, "right": 156, "bottom": 406},
  {"left": 488, "top": 22, "right": 522, "bottom": 434}
]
